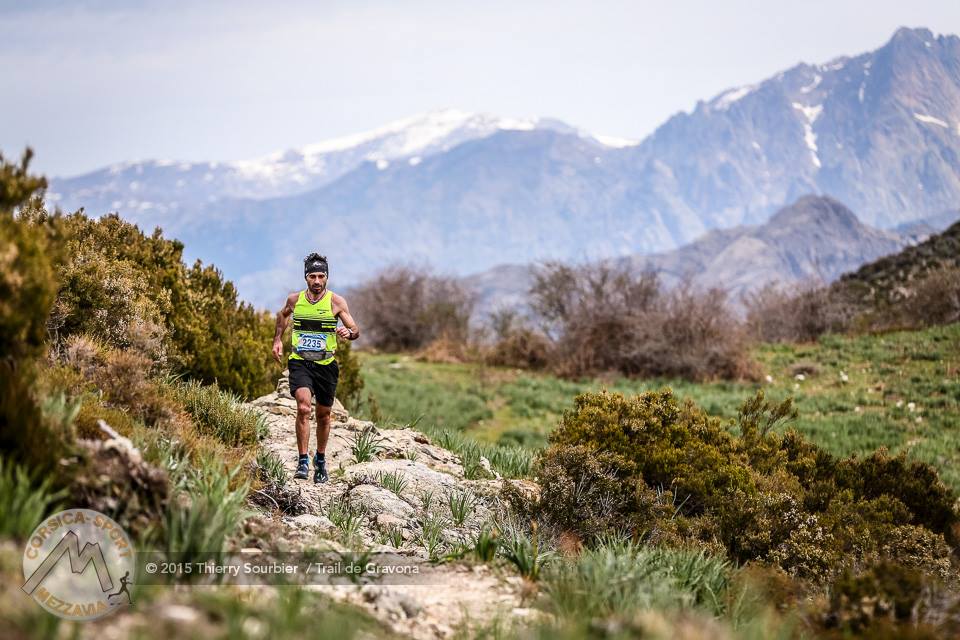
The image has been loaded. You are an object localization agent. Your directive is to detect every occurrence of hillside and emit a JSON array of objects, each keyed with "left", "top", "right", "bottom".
[{"left": 834, "top": 218, "right": 960, "bottom": 306}]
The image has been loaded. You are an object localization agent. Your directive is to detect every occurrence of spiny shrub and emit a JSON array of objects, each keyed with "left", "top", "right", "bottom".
[
  {"left": 170, "top": 379, "right": 267, "bottom": 447},
  {"left": 548, "top": 389, "right": 753, "bottom": 513},
  {"left": 256, "top": 449, "right": 288, "bottom": 487}
]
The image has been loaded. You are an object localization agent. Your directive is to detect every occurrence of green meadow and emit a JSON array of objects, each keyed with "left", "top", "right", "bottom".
[{"left": 357, "top": 323, "right": 960, "bottom": 490}]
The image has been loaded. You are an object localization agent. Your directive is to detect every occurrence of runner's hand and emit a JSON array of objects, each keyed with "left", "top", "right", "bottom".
[
  {"left": 272, "top": 339, "right": 283, "bottom": 363},
  {"left": 335, "top": 326, "right": 353, "bottom": 340}
]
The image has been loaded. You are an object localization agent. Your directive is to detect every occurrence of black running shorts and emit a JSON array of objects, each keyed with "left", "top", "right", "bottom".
[{"left": 288, "top": 359, "right": 339, "bottom": 407}]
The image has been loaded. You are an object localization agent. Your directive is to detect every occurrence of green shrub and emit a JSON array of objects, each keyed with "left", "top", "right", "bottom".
[
  {"left": 446, "top": 489, "right": 474, "bottom": 526},
  {"left": 419, "top": 512, "right": 448, "bottom": 561},
  {"left": 532, "top": 444, "right": 634, "bottom": 541},
  {"left": 472, "top": 525, "right": 500, "bottom": 561},
  {"left": 825, "top": 561, "right": 929, "bottom": 633},
  {"left": 256, "top": 449, "right": 288, "bottom": 487},
  {"left": 550, "top": 539, "right": 732, "bottom": 619},
  {"left": 52, "top": 211, "right": 276, "bottom": 398},
  {"left": 169, "top": 379, "right": 267, "bottom": 447},
  {"left": 374, "top": 469, "right": 408, "bottom": 495},
  {"left": 548, "top": 389, "right": 754, "bottom": 513}
]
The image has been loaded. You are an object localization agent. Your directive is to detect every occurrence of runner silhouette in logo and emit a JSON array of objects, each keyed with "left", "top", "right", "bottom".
[{"left": 107, "top": 571, "right": 132, "bottom": 604}]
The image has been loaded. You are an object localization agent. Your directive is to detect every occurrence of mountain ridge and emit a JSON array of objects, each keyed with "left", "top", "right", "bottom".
[{"left": 46, "top": 26, "right": 960, "bottom": 308}]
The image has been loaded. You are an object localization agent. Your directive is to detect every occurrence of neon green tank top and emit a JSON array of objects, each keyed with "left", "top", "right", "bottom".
[{"left": 289, "top": 290, "right": 338, "bottom": 365}]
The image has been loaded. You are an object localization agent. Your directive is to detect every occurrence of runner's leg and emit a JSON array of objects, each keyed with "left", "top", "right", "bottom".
[
  {"left": 295, "top": 387, "right": 313, "bottom": 456},
  {"left": 315, "top": 404, "right": 331, "bottom": 454}
]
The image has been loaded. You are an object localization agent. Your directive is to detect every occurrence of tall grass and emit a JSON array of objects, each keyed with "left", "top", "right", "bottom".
[
  {"left": 169, "top": 379, "right": 267, "bottom": 447},
  {"left": 164, "top": 459, "right": 250, "bottom": 564},
  {"left": 433, "top": 429, "right": 533, "bottom": 479},
  {"left": 0, "top": 458, "right": 66, "bottom": 539}
]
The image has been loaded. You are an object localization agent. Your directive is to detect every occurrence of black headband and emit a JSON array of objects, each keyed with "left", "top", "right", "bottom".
[{"left": 305, "top": 260, "right": 328, "bottom": 276}]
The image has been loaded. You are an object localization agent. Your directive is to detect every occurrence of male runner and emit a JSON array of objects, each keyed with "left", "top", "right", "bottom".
[{"left": 273, "top": 253, "right": 360, "bottom": 482}]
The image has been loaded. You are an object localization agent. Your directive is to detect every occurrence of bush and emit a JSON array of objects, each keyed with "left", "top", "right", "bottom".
[
  {"left": 164, "top": 460, "right": 249, "bottom": 564},
  {"left": 484, "top": 309, "right": 551, "bottom": 370},
  {"left": 548, "top": 389, "right": 754, "bottom": 513},
  {"left": 892, "top": 265, "right": 960, "bottom": 329},
  {"left": 530, "top": 263, "right": 751, "bottom": 381},
  {"left": 743, "top": 282, "right": 857, "bottom": 343},
  {"left": 532, "top": 389, "right": 960, "bottom": 587},
  {"left": 351, "top": 264, "right": 474, "bottom": 351},
  {"left": 50, "top": 211, "right": 276, "bottom": 398}
]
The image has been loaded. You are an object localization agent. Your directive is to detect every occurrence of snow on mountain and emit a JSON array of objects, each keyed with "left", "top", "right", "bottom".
[{"left": 48, "top": 109, "right": 636, "bottom": 234}]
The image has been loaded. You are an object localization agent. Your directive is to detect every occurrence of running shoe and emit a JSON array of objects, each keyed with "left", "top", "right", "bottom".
[
  {"left": 313, "top": 453, "right": 328, "bottom": 484},
  {"left": 294, "top": 456, "right": 309, "bottom": 480}
]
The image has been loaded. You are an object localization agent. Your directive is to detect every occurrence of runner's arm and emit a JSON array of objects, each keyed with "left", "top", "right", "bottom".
[
  {"left": 332, "top": 294, "right": 360, "bottom": 341},
  {"left": 272, "top": 293, "right": 298, "bottom": 361}
]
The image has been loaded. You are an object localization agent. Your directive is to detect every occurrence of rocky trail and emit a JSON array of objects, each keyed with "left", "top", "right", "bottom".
[{"left": 241, "top": 373, "right": 534, "bottom": 638}]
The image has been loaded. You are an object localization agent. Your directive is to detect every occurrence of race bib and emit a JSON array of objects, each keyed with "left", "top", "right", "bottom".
[{"left": 296, "top": 332, "right": 328, "bottom": 353}]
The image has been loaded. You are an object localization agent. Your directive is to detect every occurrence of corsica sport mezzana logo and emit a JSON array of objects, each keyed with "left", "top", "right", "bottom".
[{"left": 21, "top": 509, "right": 136, "bottom": 621}]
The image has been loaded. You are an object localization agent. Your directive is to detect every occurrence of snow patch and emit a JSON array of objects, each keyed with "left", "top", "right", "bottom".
[
  {"left": 792, "top": 102, "right": 823, "bottom": 123},
  {"left": 913, "top": 113, "right": 948, "bottom": 128},
  {"left": 800, "top": 74, "right": 822, "bottom": 94},
  {"left": 593, "top": 134, "right": 638, "bottom": 148},
  {"left": 792, "top": 103, "right": 822, "bottom": 168},
  {"left": 711, "top": 85, "right": 753, "bottom": 110}
]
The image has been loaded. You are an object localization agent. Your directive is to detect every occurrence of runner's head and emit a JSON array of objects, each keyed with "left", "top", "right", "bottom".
[{"left": 304, "top": 253, "right": 328, "bottom": 292}]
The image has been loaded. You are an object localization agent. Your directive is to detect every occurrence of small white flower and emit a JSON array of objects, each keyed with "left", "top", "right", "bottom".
[
  {"left": 854, "top": 406, "right": 862, "bottom": 413},
  {"left": 915, "top": 416, "right": 923, "bottom": 424},
  {"left": 907, "top": 402, "right": 916, "bottom": 412},
  {"left": 765, "top": 375, "right": 774, "bottom": 383},
  {"left": 793, "top": 383, "right": 800, "bottom": 390},
  {"left": 839, "top": 372, "right": 849, "bottom": 382},
  {"left": 795, "top": 373, "right": 806, "bottom": 381},
  {"left": 895, "top": 400, "right": 903, "bottom": 408}
]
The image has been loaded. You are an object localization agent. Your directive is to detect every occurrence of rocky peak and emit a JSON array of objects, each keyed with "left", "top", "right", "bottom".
[{"left": 767, "top": 195, "right": 862, "bottom": 233}]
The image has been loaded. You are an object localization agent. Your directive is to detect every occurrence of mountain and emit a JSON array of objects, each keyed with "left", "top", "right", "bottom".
[
  {"left": 47, "top": 109, "right": 633, "bottom": 236},
  {"left": 46, "top": 27, "right": 960, "bottom": 308},
  {"left": 463, "top": 195, "right": 910, "bottom": 314}
]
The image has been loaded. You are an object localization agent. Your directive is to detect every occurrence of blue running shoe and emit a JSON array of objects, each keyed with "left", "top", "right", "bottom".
[
  {"left": 313, "top": 453, "right": 328, "bottom": 484},
  {"left": 294, "top": 456, "right": 309, "bottom": 480}
]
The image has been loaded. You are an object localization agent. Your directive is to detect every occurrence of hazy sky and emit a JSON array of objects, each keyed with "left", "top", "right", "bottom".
[{"left": 3, "top": 0, "right": 959, "bottom": 177}]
